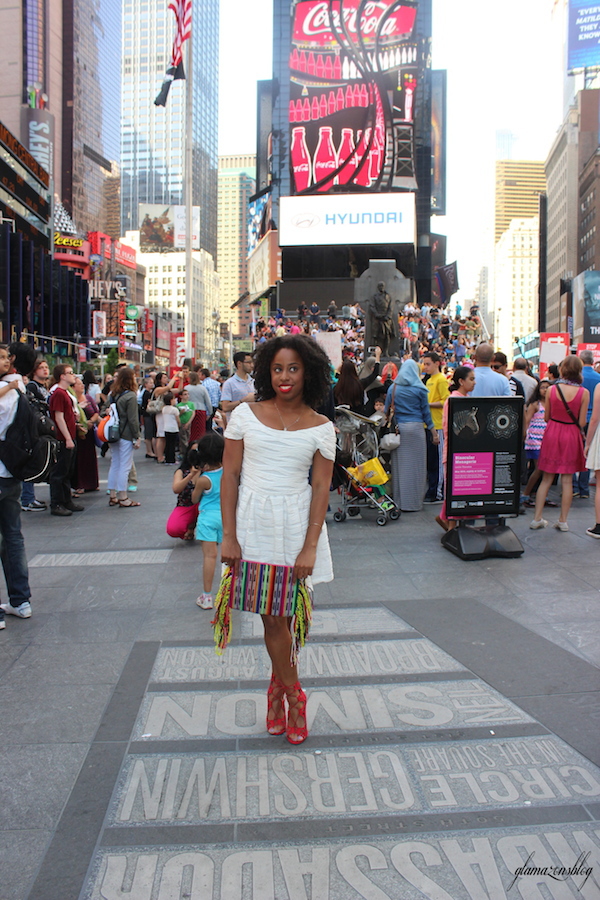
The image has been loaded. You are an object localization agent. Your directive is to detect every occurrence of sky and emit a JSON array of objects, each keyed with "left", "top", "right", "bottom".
[{"left": 218, "top": 0, "right": 567, "bottom": 301}]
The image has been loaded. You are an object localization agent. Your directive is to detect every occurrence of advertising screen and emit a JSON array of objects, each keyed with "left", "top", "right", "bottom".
[
  {"left": 431, "top": 69, "right": 446, "bottom": 215},
  {"left": 568, "top": 1, "right": 600, "bottom": 70},
  {"left": 288, "top": 0, "right": 419, "bottom": 194},
  {"left": 279, "top": 192, "right": 415, "bottom": 245},
  {"left": 139, "top": 205, "right": 200, "bottom": 251},
  {"left": 446, "top": 397, "right": 524, "bottom": 519}
]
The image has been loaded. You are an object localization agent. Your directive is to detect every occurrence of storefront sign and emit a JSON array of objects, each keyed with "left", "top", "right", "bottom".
[
  {"left": 446, "top": 397, "right": 524, "bottom": 518},
  {"left": 539, "top": 332, "right": 570, "bottom": 378},
  {"left": 170, "top": 332, "right": 186, "bottom": 368},
  {"left": 54, "top": 233, "right": 84, "bottom": 248},
  {"left": 577, "top": 342, "right": 600, "bottom": 364}
]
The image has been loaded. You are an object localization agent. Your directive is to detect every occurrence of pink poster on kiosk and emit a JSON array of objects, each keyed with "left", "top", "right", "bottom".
[{"left": 452, "top": 453, "right": 494, "bottom": 496}]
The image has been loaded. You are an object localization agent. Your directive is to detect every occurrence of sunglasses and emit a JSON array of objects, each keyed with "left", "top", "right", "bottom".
[{"left": 491, "top": 364, "right": 502, "bottom": 370}]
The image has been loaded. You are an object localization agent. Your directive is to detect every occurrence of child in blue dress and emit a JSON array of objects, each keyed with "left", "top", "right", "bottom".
[{"left": 192, "top": 432, "right": 225, "bottom": 609}]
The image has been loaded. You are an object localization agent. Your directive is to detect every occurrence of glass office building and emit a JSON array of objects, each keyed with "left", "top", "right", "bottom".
[
  {"left": 62, "top": 0, "right": 122, "bottom": 235},
  {"left": 121, "top": 0, "right": 218, "bottom": 260}
]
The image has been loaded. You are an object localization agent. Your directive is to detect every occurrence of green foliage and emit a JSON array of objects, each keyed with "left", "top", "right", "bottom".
[{"left": 104, "top": 348, "right": 119, "bottom": 375}]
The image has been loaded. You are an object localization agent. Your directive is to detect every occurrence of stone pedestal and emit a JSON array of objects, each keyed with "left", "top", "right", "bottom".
[{"left": 355, "top": 260, "right": 412, "bottom": 359}]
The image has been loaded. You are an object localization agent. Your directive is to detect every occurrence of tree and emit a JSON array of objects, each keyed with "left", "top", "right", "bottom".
[{"left": 105, "top": 348, "right": 119, "bottom": 374}]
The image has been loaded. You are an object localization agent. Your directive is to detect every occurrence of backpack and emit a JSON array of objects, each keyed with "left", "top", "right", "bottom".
[{"left": 0, "top": 392, "right": 59, "bottom": 482}]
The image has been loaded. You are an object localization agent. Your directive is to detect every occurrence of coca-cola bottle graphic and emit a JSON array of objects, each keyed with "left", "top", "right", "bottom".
[
  {"left": 336, "top": 88, "right": 345, "bottom": 111},
  {"left": 337, "top": 128, "right": 356, "bottom": 185},
  {"left": 302, "top": 98, "right": 310, "bottom": 121},
  {"left": 291, "top": 127, "right": 312, "bottom": 193},
  {"left": 320, "top": 94, "right": 328, "bottom": 118},
  {"left": 313, "top": 126, "right": 337, "bottom": 191},
  {"left": 403, "top": 74, "right": 417, "bottom": 122},
  {"left": 352, "top": 128, "right": 372, "bottom": 188}
]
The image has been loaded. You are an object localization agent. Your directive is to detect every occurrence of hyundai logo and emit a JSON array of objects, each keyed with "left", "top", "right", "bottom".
[{"left": 292, "top": 213, "right": 320, "bottom": 228}]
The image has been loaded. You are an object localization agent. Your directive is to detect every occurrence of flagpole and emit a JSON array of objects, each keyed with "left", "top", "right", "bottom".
[{"left": 184, "top": 13, "right": 193, "bottom": 361}]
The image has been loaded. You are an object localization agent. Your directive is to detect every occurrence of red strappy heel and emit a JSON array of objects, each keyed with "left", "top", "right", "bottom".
[
  {"left": 266, "top": 673, "right": 286, "bottom": 735},
  {"left": 284, "top": 681, "right": 308, "bottom": 744}
]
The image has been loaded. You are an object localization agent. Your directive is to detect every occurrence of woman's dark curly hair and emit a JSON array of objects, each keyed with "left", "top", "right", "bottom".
[{"left": 253, "top": 334, "right": 331, "bottom": 409}]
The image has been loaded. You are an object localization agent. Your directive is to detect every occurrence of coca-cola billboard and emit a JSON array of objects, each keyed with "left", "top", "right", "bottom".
[{"left": 289, "top": 0, "right": 419, "bottom": 195}]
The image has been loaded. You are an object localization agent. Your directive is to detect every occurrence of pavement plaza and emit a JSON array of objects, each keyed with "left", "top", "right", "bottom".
[{"left": 0, "top": 452, "right": 599, "bottom": 899}]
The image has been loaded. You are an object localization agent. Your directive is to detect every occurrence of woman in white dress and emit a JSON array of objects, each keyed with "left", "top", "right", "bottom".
[
  {"left": 585, "top": 384, "right": 600, "bottom": 538},
  {"left": 221, "top": 335, "right": 335, "bottom": 744}
]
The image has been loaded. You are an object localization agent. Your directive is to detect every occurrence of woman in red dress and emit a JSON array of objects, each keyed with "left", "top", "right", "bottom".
[{"left": 531, "top": 355, "right": 589, "bottom": 532}]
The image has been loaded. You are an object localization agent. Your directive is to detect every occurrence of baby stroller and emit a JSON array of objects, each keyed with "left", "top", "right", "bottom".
[{"left": 333, "top": 407, "right": 400, "bottom": 526}]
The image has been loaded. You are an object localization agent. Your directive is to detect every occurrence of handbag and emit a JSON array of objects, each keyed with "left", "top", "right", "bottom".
[
  {"left": 146, "top": 391, "right": 164, "bottom": 415},
  {"left": 213, "top": 560, "right": 313, "bottom": 662},
  {"left": 379, "top": 385, "right": 401, "bottom": 451}
]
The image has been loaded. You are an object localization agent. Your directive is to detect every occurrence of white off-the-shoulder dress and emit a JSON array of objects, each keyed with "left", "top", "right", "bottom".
[{"left": 225, "top": 403, "right": 336, "bottom": 585}]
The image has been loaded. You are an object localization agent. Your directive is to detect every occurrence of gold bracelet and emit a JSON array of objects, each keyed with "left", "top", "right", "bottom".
[{"left": 308, "top": 522, "right": 323, "bottom": 528}]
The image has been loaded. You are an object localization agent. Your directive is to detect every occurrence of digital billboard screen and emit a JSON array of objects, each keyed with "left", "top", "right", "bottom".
[
  {"left": 568, "top": 1, "right": 600, "bottom": 70},
  {"left": 139, "top": 205, "right": 200, "bottom": 251},
  {"left": 289, "top": 0, "right": 419, "bottom": 195}
]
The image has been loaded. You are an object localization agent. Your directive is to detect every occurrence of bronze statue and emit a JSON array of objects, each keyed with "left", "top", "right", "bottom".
[{"left": 369, "top": 281, "right": 395, "bottom": 355}]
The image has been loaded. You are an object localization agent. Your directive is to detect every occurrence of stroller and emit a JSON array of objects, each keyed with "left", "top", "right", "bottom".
[{"left": 332, "top": 406, "right": 400, "bottom": 526}]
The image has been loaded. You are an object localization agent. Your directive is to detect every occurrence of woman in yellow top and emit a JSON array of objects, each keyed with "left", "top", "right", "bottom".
[{"left": 422, "top": 351, "right": 450, "bottom": 503}]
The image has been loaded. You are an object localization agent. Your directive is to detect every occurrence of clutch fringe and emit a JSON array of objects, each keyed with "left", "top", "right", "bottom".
[
  {"left": 290, "top": 580, "right": 313, "bottom": 665},
  {"left": 212, "top": 565, "right": 233, "bottom": 655}
]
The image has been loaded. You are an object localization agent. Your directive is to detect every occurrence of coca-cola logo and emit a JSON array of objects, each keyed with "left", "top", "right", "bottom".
[
  {"left": 292, "top": 213, "right": 321, "bottom": 228},
  {"left": 293, "top": 0, "right": 416, "bottom": 44}
]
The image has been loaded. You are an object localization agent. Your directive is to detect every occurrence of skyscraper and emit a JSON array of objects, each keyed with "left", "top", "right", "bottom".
[
  {"left": 121, "top": 0, "right": 218, "bottom": 260},
  {"left": 217, "top": 155, "right": 256, "bottom": 332},
  {"left": 494, "top": 161, "right": 546, "bottom": 244}
]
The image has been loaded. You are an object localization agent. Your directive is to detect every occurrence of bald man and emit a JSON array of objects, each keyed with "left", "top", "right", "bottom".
[{"left": 470, "top": 344, "right": 512, "bottom": 397}]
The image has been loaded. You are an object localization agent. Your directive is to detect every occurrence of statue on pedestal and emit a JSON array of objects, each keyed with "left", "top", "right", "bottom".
[{"left": 368, "top": 282, "right": 395, "bottom": 356}]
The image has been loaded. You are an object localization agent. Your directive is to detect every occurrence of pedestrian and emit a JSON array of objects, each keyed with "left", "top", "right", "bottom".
[
  {"left": 584, "top": 384, "right": 600, "bottom": 538},
  {"left": 159, "top": 392, "right": 180, "bottom": 464},
  {"left": 106, "top": 366, "right": 141, "bottom": 508},
  {"left": 21, "top": 356, "right": 50, "bottom": 511},
  {"left": 521, "top": 379, "right": 551, "bottom": 508},
  {"left": 530, "top": 355, "right": 589, "bottom": 531},
  {"left": 192, "top": 432, "right": 225, "bottom": 609},
  {"left": 384, "top": 359, "right": 439, "bottom": 512},
  {"left": 573, "top": 349, "right": 600, "bottom": 499},
  {"left": 185, "top": 371, "right": 212, "bottom": 442},
  {"left": 220, "top": 352, "right": 255, "bottom": 422},
  {"left": 72, "top": 376, "right": 100, "bottom": 492},
  {"left": 471, "top": 344, "right": 512, "bottom": 397},
  {"left": 0, "top": 342, "right": 36, "bottom": 625},
  {"left": 166, "top": 442, "right": 200, "bottom": 541},
  {"left": 152, "top": 372, "right": 179, "bottom": 463},
  {"left": 140, "top": 376, "right": 157, "bottom": 459},
  {"left": 48, "top": 364, "right": 85, "bottom": 517},
  {"left": 422, "top": 351, "right": 449, "bottom": 503},
  {"left": 333, "top": 358, "right": 365, "bottom": 413},
  {"left": 219, "top": 334, "right": 335, "bottom": 744},
  {"left": 435, "top": 364, "right": 476, "bottom": 532}
]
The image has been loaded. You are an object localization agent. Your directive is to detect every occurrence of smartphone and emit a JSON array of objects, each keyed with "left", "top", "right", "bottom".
[{"left": 368, "top": 346, "right": 378, "bottom": 354}]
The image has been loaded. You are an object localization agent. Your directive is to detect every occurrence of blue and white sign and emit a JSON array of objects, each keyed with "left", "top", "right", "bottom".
[
  {"left": 279, "top": 192, "right": 416, "bottom": 246},
  {"left": 568, "top": 1, "right": 600, "bottom": 71}
]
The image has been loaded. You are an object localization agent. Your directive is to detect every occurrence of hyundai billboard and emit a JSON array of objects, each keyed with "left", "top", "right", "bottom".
[{"left": 289, "top": 0, "right": 419, "bottom": 194}]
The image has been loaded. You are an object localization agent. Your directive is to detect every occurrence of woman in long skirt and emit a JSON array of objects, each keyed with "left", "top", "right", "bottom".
[{"left": 384, "top": 359, "right": 439, "bottom": 511}]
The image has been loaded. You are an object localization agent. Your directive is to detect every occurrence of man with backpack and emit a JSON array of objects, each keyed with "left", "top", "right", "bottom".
[
  {"left": 0, "top": 342, "right": 37, "bottom": 625},
  {"left": 48, "top": 364, "right": 84, "bottom": 517}
]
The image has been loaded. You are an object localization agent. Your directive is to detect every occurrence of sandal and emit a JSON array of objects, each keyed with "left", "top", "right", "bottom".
[
  {"left": 118, "top": 499, "right": 141, "bottom": 507},
  {"left": 108, "top": 498, "right": 119, "bottom": 507},
  {"left": 285, "top": 681, "right": 308, "bottom": 744},
  {"left": 266, "top": 674, "right": 286, "bottom": 735}
]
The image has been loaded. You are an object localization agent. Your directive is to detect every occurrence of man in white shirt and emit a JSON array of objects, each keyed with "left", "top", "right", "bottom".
[{"left": 511, "top": 357, "right": 538, "bottom": 402}]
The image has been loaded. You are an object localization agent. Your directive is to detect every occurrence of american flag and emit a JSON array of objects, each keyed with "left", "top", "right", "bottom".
[{"left": 154, "top": 0, "right": 192, "bottom": 107}]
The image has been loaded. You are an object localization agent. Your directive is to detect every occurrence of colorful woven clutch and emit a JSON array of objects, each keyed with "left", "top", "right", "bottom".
[{"left": 212, "top": 560, "right": 312, "bottom": 662}]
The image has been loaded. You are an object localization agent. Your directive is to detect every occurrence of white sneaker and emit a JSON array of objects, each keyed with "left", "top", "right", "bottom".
[
  {"left": 529, "top": 519, "right": 548, "bottom": 530},
  {"left": 0, "top": 619, "right": 5, "bottom": 630},
  {"left": 554, "top": 521, "right": 569, "bottom": 532},
  {"left": 196, "top": 593, "right": 213, "bottom": 609},
  {"left": 0, "top": 601, "right": 32, "bottom": 618}
]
